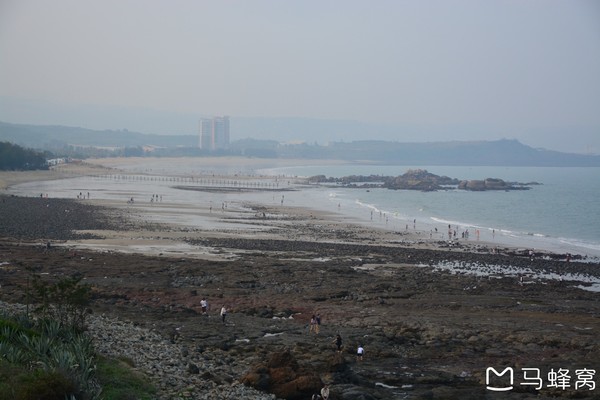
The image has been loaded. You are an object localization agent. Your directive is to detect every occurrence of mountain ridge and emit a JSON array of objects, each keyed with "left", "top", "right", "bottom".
[{"left": 1, "top": 121, "right": 599, "bottom": 167}]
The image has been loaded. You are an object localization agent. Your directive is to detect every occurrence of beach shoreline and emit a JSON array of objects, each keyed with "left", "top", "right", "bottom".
[
  {"left": 4, "top": 157, "right": 597, "bottom": 260},
  {"left": 1, "top": 161, "right": 599, "bottom": 399}
]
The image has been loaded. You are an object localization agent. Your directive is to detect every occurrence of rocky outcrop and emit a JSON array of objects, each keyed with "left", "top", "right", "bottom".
[
  {"left": 384, "top": 169, "right": 458, "bottom": 191},
  {"left": 241, "top": 350, "right": 322, "bottom": 400},
  {"left": 458, "top": 178, "right": 530, "bottom": 191}
]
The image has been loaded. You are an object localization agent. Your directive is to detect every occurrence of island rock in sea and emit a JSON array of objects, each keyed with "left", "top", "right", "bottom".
[
  {"left": 309, "top": 169, "right": 537, "bottom": 192},
  {"left": 384, "top": 169, "right": 458, "bottom": 191},
  {"left": 457, "top": 178, "right": 531, "bottom": 191}
]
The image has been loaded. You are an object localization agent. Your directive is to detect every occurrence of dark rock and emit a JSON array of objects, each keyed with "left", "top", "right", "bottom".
[
  {"left": 187, "top": 363, "right": 199, "bottom": 374},
  {"left": 242, "top": 350, "right": 322, "bottom": 399}
]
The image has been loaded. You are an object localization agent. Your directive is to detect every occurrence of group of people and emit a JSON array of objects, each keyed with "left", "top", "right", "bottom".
[
  {"left": 332, "top": 333, "right": 364, "bottom": 360},
  {"left": 311, "top": 316, "right": 364, "bottom": 359},
  {"left": 309, "top": 334, "right": 365, "bottom": 399},
  {"left": 199, "top": 297, "right": 228, "bottom": 324}
]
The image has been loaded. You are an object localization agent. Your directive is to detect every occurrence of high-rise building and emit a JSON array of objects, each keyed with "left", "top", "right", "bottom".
[{"left": 199, "top": 116, "right": 230, "bottom": 151}]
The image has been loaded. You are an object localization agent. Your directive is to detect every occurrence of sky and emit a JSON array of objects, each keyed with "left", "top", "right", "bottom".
[{"left": 1, "top": 0, "right": 599, "bottom": 153}]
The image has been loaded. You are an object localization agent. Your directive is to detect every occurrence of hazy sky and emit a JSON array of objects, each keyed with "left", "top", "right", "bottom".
[{"left": 1, "top": 0, "right": 599, "bottom": 153}]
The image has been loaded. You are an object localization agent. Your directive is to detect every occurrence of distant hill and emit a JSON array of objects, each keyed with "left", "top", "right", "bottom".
[
  {"left": 0, "top": 121, "right": 197, "bottom": 149},
  {"left": 305, "top": 139, "right": 600, "bottom": 167},
  {"left": 1, "top": 121, "right": 599, "bottom": 167}
]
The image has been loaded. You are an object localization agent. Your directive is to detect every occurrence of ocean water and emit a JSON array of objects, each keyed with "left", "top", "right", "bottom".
[
  {"left": 260, "top": 165, "right": 600, "bottom": 258},
  {"left": 7, "top": 161, "right": 600, "bottom": 258}
]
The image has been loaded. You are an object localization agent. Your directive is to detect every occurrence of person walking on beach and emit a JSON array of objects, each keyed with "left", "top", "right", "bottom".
[
  {"left": 334, "top": 334, "right": 343, "bottom": 352},
  {"left": 220, "top": 305, "right": 227, "bottom": 324}
]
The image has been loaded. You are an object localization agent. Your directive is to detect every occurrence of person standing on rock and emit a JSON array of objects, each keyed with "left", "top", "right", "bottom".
[
  {"left": 200, "top": 298, "right": 209, "bottom": 315},
  {"left": 309, "top": 315, "right": 317, "bottom": 334},
  {"left": 334, "top": 334, "right": 343, "bottom": 352},
  {"left": 220, "top": 305, "right": 227, "bottom": 324},
  {"left": 357, "top": 344, "right": 364, "bottom": 361},
  {"left": 315, "top": 313, "right": 321, "bottom": 334}
]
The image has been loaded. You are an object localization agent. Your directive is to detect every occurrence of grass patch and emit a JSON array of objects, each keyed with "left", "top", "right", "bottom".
[{"left": 96, "top": 357, "right": 156, "bottom": 400}]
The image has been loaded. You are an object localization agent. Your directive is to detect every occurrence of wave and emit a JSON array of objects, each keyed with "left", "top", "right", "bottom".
[
  {"left": 354, "top": 199, "right": 410, "bottom": 220},
  {"left": 558, "top": 237, "right": 600, "bottom": 253}
]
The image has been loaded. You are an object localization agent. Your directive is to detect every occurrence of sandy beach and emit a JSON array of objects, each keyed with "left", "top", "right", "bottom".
[
  {"left": 0, "top": 158, "right": 542, "bottom": 258},
  {"left": 1, "top": 159, "right": 600, "bottom": 399}
]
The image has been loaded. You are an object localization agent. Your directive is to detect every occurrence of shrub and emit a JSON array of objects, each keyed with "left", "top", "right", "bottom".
[
  {"left": 14, "top": 369, "right": 76, "bottom": 400},
  {"left": 31, "top": 275, "right": 91, "bottom": 332}
]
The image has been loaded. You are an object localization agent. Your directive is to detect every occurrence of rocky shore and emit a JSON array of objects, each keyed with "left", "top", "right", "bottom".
[{"left": 1, "top": 194, "right": 599, "bottom": 399}]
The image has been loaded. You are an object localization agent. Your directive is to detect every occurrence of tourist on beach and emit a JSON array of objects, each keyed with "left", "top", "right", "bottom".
[
  {"left": 357, "top": 345, "right": 364, "bottom": 361},
  {"left": 200, "top": 298, "right": 209, "bottom": 315},
  {"left": 220, "top": 305, "right": 227, "bottom": 324},
  {"left": 309, "top": 315, "right": 317, "bottom": 334},
  {"left": 321, "top": 384, "right": 330, "bottom": 400},
  {"left": 334, "top": 334, "right": 343, "bottom": 352},
  {"left": 315, "top": 313, "right": 321, "bottom": 333}
]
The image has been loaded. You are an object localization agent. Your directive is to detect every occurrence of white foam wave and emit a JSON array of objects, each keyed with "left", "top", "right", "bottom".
[
  {"left": 421, "top": 261, "right": 600, "bottom": 291},
  {"left": 558, "top": 238, "right": 600, "bottom": 252}
]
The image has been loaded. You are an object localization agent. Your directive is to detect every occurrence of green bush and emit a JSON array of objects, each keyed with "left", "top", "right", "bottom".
[
  {"left": 14, "top": 369, "right": 76, "bottom": 400},
  {"left": 0, "top": 362, "right": 74, "bottom": 400},
  {"left": 3, "top": 275, "right": 156, "bottom": 399},
  {"left": 31, "top": 275, "right": 91, "bottom": 332},
  {"left": 0, "top": 315, "right": 94, "bottom": 399},
  {"left": 1, "top": 314, "right": 157, "bottom": 400}
]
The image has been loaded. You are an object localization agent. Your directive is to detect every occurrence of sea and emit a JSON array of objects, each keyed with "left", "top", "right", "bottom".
[
  {"left": 7, "top": 160, "right": 600, "bottom": 259},
  {"left": 261, "top": 165, "right": 600, "bottom": 259}
]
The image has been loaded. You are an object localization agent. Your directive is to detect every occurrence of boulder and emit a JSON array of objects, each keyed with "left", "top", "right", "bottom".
[
  {"left": 241, "top": 350, "right": 322, "bottom": 399},
  {"left": 459, "top": 180, "right": 486, "bottom": 191},
  {"left": 484, "top": 178, "right": 508, "bottom": 190}
]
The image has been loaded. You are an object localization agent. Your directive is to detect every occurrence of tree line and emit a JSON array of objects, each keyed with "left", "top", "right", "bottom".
[{"left": 0, "top": 141, "right": 50, "bottom": 171}]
